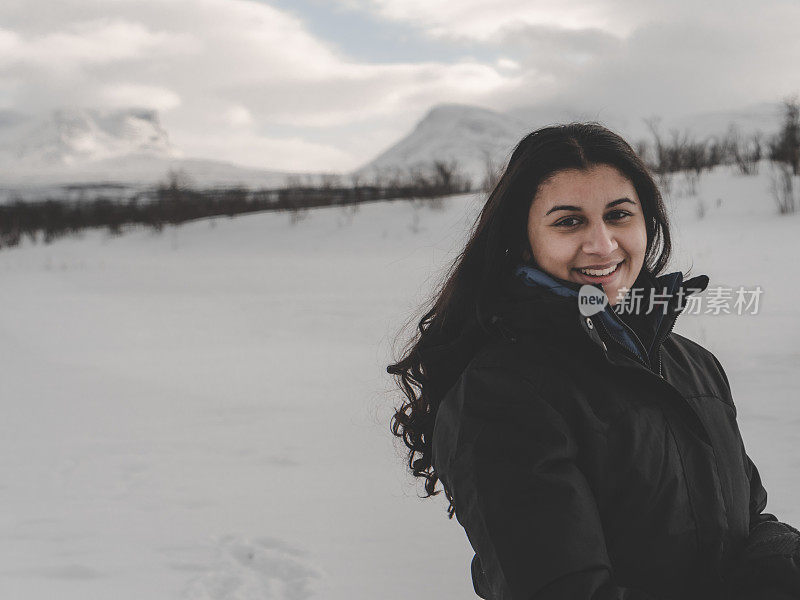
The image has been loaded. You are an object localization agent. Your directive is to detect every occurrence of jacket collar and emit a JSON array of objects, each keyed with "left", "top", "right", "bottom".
[{"left": 492, "top": 263, "right": 709, "bottom": 367}]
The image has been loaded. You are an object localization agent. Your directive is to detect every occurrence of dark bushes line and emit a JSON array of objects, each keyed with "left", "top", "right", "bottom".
[
  {"left": 635, "top": 97, "right": 799, "bottom": 178},
  {"left": 0, "top": 159, "right": 473, "bottom": 249}
]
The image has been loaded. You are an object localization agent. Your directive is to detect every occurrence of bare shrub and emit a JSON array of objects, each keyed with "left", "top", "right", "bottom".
[
  {"left": 634, "top": 140, "right": 650, "bottom": 165},
  {"left": 336, "top": 203, "right": 359, "bottom": 227},
  {"left": 730, "top": 127, "right": 763, "bottom": 176},
  {"left": 289, "top": 206, "right": 310, "bottom": 225},
  {"left": 769, "top": 161, "right": 798, "bottom": 214},
  {"left": 409, "top": 200, "right": 422, "bottom": 234},
  {"left": 420, "top": 196, "right": 447, "bottom": 211},
  {"left": 769, "top": 95, "right": 800, "bottom": 176},
  {"left": 683, "top": 171, "right": 700, "bottom": 197},
  {"left": 480, "top": 149, "right": 503, "bottom": 192},
  {"left": 320, "top": 173, "right": 342, "bottom": 189},
  {"left": 696, "top": 197, "right": 706, "bottom": 219}
]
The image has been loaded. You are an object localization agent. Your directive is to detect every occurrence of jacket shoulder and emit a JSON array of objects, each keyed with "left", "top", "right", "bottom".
[
  {"left": 443, "top": 337, "right": 585, "bottom": 429},
  {"left": 431, "top": 340, "right": 565, "bottom": 481},
  {"left": 448, "top": 340, "right": 546, "bottom": 416},
  {"left": 466, "top": 337, "right": 555, "bottom": 389}
]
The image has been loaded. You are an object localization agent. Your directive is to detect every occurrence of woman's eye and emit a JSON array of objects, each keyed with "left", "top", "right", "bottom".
[
  {"left": 554, "top": 217, "right": 580, "bottom": 227},
  {"left": 608, "top": 210, "right": 632, "bottom": 220},
  {"left": 554, "top": 210, "right": 632, "bottom": 228}
]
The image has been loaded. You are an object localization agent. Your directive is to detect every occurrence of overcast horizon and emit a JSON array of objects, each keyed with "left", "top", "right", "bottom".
[{"left": 1, "top": 0, "right": 799, "bottom": 172}]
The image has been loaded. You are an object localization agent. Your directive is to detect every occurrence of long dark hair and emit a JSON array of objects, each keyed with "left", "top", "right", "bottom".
[{"left": 386, "top": 122, "right": 673, "bottom": 518}]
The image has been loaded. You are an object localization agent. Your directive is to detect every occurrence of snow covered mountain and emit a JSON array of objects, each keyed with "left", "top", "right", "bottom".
[
  {"left": 353, "top": 104, "right": 533, "bottom": 187},
  {"left": 0, "top": 108, "right": 309, "bottom": 193},
  {"left": 352, "top": 103, "right": 644, "bottom": 187},
  {"left": 0, "top": 108, "right": 178, "bottom": 167}
]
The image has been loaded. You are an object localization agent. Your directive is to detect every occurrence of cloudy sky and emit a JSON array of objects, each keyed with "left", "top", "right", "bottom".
[{"left": 1, "top": 0, "right": 799, "bottom": 172}]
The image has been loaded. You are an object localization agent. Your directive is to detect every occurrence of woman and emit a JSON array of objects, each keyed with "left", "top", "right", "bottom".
[{"left": 387, "top": 123, "right": 800, "bottom": 599}]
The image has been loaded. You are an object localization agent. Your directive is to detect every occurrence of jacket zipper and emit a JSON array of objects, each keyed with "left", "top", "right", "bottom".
[
  {"left": 594, "top": 316, "right": 652, "bottom": 371},
  {"left": 600, "top": 306, "right": 653, "bottom": 365},
  {"left": 653, "top": 312, "right": 680, "bottom": 377},
  {"left": 595, "top": 301, "right": 681, "bottom": 377}
]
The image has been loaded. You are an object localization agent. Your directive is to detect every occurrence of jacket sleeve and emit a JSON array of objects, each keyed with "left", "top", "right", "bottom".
[
  {"left": 728, "top": 450, "right": 800, "bottom": 600},
  {"left": 710, "top": 353, "right": 800, "bottom": 599},
  {"left": 744, "top": 451, "right": 779, "bottom": 532},
  {"left": 434, "top": 365, "right": 661, "bottom": 600},
  {"left": 708, "top": 351, "right": 784, "bottom": 534}
]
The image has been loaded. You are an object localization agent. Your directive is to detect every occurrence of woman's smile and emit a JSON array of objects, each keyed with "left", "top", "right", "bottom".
[{"left": 573, "top": 259, "right": 625, "bottom": 285}]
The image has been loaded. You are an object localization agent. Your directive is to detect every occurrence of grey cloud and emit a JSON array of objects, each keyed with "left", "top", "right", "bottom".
[
  {"left": 486, "top": 8, "right": 800, "bottom": 133},
  {"left": 500, "top": 22, "right": 622, "bottom": 69}
]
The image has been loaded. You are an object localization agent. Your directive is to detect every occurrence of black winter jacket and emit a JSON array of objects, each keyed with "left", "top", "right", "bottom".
[{"left": 430, "top": 266, "right": 800, "bottom": 600}]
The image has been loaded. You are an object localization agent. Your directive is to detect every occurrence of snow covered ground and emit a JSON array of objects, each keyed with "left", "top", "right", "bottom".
[{"left": 0, "top": 161, "right": 797, "bottom": 599}]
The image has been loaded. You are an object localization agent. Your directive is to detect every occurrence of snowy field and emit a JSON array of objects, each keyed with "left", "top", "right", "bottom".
[{"left": 0, "top": 162, "right": 798, "bottom": 599}]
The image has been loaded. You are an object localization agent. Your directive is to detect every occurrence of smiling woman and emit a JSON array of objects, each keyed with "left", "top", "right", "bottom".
[
  {"left": 523, "top": 163, "right": 648, "bottom": 305},
  {"left": 386, "top": 123, "right": 800, "bottom": 599}
]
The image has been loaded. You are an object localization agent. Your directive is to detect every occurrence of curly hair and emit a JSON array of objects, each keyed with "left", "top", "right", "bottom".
[{"left": 386, "top": 122, "right": 674, "bottom": 518}]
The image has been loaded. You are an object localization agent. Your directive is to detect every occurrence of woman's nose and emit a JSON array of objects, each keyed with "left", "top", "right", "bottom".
[{"left": 582, "top": 221, "right": 618, "bottom": 255}]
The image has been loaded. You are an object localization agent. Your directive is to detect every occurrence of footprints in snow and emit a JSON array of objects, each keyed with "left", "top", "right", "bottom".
[{"left": 182, "top": 534, "right": 324, "bottom": 600}]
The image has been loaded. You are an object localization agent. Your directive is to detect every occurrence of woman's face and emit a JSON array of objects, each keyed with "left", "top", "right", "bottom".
[{"left": 524, "top": 164, "right": 648, "bottom": 305}]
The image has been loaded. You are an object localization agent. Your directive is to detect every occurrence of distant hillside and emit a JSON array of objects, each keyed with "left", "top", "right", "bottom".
[
  {"left": 0, "top": 108, "right": 178, "bottom": 167},
  {"left": 0, "top": 108, "right": 315, "bottom": 195},
  {"left": 353, "top": 104, "right": 532, "bottom": 187}
]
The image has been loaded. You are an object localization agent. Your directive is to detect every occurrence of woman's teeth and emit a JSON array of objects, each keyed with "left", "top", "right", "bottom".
[{"left": 579, "top": 262, "right": 620, "bottom": 277}]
